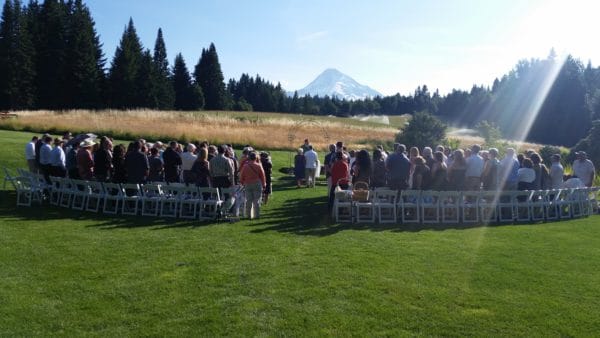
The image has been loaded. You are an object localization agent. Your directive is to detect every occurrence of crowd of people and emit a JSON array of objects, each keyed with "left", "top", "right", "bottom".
[
  {"left": 291, "top": 140, "right": 596, "bottom": 209},
  {"left": 24, "top": 132, "right": 273, "bottom": 219}
]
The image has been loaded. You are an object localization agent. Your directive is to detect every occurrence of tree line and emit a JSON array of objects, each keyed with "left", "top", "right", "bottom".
[{"left": 1, "top": 0, "right": 600, "bottom": 147}]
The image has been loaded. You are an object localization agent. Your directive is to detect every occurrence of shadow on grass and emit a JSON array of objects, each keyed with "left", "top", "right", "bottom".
[{"left": 0, "top": 190, "right": 215, "bottom": 230}]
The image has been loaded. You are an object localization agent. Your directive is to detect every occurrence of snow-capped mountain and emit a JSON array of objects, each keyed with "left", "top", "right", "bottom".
[{"left": 293, "top": 68, "right": 382, "bottom": 100}]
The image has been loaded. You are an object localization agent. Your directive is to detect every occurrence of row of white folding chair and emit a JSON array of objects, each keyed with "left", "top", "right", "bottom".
[
  {"left": 334, "top": 189, "right": 398, "bottom": 223},
  {"left": 335, "top": 188, "right": 594, "bottom": 224},
  {"left": 44, "top": 177, "right": 223, "bottom": 220}
]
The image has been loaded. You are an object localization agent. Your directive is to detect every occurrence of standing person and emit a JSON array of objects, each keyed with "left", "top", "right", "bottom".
[
  {"left": 260, "top": 152, "right": 273, "bottom": 205},
  {"left": 500, "top": 148, "right": 520, "bottom": 190},
  {"left": 465, "top": 144, "right": 484, "bottom": 191},
  {"left": 240, "top": 152, "right": 266, "bottom": 220},
  {"left": 181, "top": 143, "right": 197, "bottom": 183},
  {"left": 371, "top": 149, "right": 387, "bottom": 188},
  {"left": 530, "top": 153, "right": 550, "bottom": 190},
  {"left": 209, "top": 145, "right": 235, "bottom": 188},
  {"left": 94, "top": 136, "right": 113, "bottom": 182},
  {"left": 385, "top": 143, "right": 411, "bottom": 191},
  {"left": 225, "top": 146, "right": 239, "bottom": 185},
  {"left": 77, "top": 140, "right": 95, "bottom": 180},
  {"left": 66, "top": 143, "right": 79, "bottom": 179},
  {"left": 447, "top": 149, "right": 467, "bottom": 191},
  {"left": 430, "top": 151, "right": 448, "bottom": 191},
  {"left": 25, "top": 136, "right": 38, "bottom": 173},
  {"left": 294, "top": 148, "right": 306, "bottom": 188},
  {"left": 163, "top": 141, "right": 182, "bottom": 183},
  {"left": 329, "top": 151, "right": 350, "bottom": 210},
  {"left": 572, "top": 151, "right": 595, "bottom": 187},
  {"left": 517, "top": 158, "right": 536, "bottom": 190},
  {"left": 303, "top": 145, "right": 318, "bottom": 188},
  {"left": 147, "top": 147, "right": 164, "bottom": 182},
  {"left": 111, "top": 144, "right": 127, "bottom": 183},
  {"left": 324, "top": 144, "right": 336, "bottom": 194},
  {"left": 49, "top": 138, "right": 66, "bottom": 177},
  {"left": 39, "top": 135, "right": 53, "bottom": 183},
  {"left": 351, "top": 149, "right": 372, "bottom": 185},
  {"left": 482, "top": 148, "right": 500, "bottom": 190},
  {"left": 190, "top": 147, "right": 211, "bottom": 187},
  {"left": 422, "top": 147, "right": 435, "bottom": 169},
  {"left": 411, "top": 156, "right": 431, "bottom": 190},
  {"left": 300, "top": 138, "right": 311, "bottom": 153},
  {"left": 124, "top": 141, "right": 149, "bottom": 184},
  {"left": 549, "top": 154, "right": 564, "bottom": 189}
]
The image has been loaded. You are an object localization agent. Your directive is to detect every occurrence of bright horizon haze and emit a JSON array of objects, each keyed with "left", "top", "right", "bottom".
[{"left": 86, "top": 0, "right": 600, "bottom": 96}]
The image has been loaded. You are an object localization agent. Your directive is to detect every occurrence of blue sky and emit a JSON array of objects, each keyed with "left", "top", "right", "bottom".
[{"left": 87, "top": 0, "right": 600, "bottom": 95}]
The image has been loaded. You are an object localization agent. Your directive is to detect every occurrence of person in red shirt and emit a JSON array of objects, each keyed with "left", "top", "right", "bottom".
[
  {"left": 240, "top": 152, "right": 266, "bottom": 219},
  {"left": 77, "top": 140, "right": 95, "bottom": 180},
  {"left": 329, "top": 151, "right": 350, "bottom": 210}
]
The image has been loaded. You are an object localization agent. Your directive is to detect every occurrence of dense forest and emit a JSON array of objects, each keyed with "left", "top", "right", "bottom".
[{"left": 1, "top": 0, "right": 600, "bottom": 147}]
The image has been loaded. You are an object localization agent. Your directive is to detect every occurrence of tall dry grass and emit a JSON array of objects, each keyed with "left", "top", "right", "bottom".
[{"left": 0, "top": 110, "right": 398, "bottom": 150}]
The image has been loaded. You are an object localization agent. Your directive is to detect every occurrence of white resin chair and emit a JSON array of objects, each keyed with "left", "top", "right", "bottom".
[
  {"left": 399, "top": 190, "right": 420, "bottom": 224},
  {"left": 102, "top": 182, "right": 124, "bottom": 214},
  {"left": 374, "top": 189, "right": 397, "bottom": 224}
]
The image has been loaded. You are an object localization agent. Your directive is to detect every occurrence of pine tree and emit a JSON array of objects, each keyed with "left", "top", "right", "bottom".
[
  {"left": 135, "top": 49, "right": 158, "bottom": 108},
  {"left": 35, "top": 0, "right": 69, "bottom": 108},
  {"left": 173, "top": 53, "right": 203, "bottom": 110},
  {"left": 152, "top": 28, "right": 174, "bottom": 109},
  {"left": 0, "top": 0, "right": 36, "bottom": 109},
  {"left": 64, "top": 0, "right": 105, "bottom": 108},
  {"left": 108, "top": 18, "right": 143, "bottom": 108},
  {"left": 194, "top": 43, "right": 227, "bottom": 110}
]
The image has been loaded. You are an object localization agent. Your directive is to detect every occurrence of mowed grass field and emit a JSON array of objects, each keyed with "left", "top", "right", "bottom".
[{"left": 1, "top": 129, "right": 600, "bottom": 336}]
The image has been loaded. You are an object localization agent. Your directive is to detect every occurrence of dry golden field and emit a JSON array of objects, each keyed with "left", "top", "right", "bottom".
[{"left": 0, "top": 110, "right": 398, "bottom": 150}]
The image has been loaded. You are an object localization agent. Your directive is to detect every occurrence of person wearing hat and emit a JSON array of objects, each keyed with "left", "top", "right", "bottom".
[
  {"left": 549, "top": 154, "right": 564, "bottom": 189},
  {"left": 573, "top": 151, "right": 595, "bottom": 187},
  {"left": 77, "top": 139, "right": 95, "bottom": 180},
  {"left": 50, "top": 138, "right": 66, "bottom": 177}
]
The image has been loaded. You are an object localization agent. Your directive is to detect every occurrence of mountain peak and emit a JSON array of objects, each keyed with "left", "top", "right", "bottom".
[{"left": 295, "top": 69, "right": 382, "bottom": 100}]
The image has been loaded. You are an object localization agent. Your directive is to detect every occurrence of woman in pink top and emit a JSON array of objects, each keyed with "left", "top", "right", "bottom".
[{"left": 240, "top": 152, "right": 266, "bottom": 219}]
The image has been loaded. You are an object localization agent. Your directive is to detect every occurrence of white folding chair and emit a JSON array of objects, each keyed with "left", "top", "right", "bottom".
[
  {"left": 439, "top": 191, "right": 460, "bottom": 224},
  {"left": 141, "top": 183, "right": 163, "bottom": 217},
  {"left": 478, "top": 190, "right": 499, "bottom": 224},
  {"left": 514, "top": 190, "right": 532, "bottom": 222},
  {"left": 355, "top": 190, "right": 376, "bottom": 223},
  {"left": 3, "top": 167, "right": 19, "bottom": 190},
  {"left": 15, "top": 177, "right": 43, "bottom": 207},
  {"left": 529, "top": 190, "right": 547, "bottom": 222},
  {"left": 374, "top": 189, "right": 397, "bottom": 224},
  {"left": 544, "top": 189, "right": 560, "bottom": 221},
  {"left": 555, "top": 189, "right": 573, "bottom": 219},
  {"left": 461, "top": 191, "right": 480, "bottom": 224},
  {"left": 399, "top": 190, "right": 420, "bottom": 224},
  {"left": 58, "top": 178, "right": 75, "bottom": 208},
  {"left": 179, "top": 185, "right": 202, "bottom": 219},
  {"left": 85, "top": 181, "right": 106, "bottom": 213},
  {"left": 70, "top": 179, "right": 90, "bottom": 210},
  {"left": 220, "top": 186, "right": 245, "bottom": 218},
  {"left": 122, "top": 183, "right": 142, "bottom": 215},
  {"left": 420, "top": 190, "right": 440, "bottom": 224},
  {"left": 48, "top": 176, "right": 63, "bottom": 206},
  {"left": 198, "top": 187, "right": 223, "bottom": 220},
  {"left": 333, "top": 189, "right": 353, "bottom": 223},
  {"left": 570, "top": 188, "right": 586, "bottom": 218},
  {"left": 498, "top": 191, "right": 516, "bottom": 223},
  {"left": 103, "top": 182, "right": 124, "bottom": 214},
  {"left": 160, "top": 184, "right": 184, "bottom": 218}
]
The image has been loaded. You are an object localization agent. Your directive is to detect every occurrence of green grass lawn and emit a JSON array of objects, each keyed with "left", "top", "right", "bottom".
[{"left": 1, "top": 129, "right": 600, "bottom": 336}]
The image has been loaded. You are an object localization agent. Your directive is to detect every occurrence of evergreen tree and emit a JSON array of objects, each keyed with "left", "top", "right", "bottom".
[
  {"left": 194, "top": 43, "right": 227, "bottom": 110},
  {"left": 35, "top": 0, "right": 69, "bottom": 108},
  {"left": 152, "top": 28, "right": 174, "bottom": 109},
  {"left": 173, "top": 53, "right": 203, "bottom": 110},
  {"left": 63, "top": 0, "right": 104, "bottom": 108},
  {"left": 0, "top": 0, "right": 36, "bottom": 109},
  {"left": 135, "top": 49, "right": 158, "bottom": 108},
  {"left": 396, "top": 111, "right": 447, "bottom": 149},
  {"left": 108, "top": 18, "right": 143, "bottom": 108}
]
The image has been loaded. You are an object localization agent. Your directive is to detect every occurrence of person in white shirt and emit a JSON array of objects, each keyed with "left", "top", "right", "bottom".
[
  {"left": 572, "top": 151, "right": 595, "bottom": 187},
  {"left": 25, "top": 136, "right": 38, "bottom": 173},
  {"left": 303, "top": 145, "right": 319, "bottom": 188},
  {"left": 549, "top": 154, "right": 564, "bottom": 189},
  {"left": 465, "top": 144, "right": 484, "bottom": 190},
  {"left": 517, "top": 158, "right": 536, "bottom": 190},
  {"left": 39, "top": 135, "right": 54, "bottom": 182},
  {"left": 181, "top": 143, "right": 198, "bottom": 183},
  {"left": 50, "top": 138, "right": 66, "bottom": 177},
  {"left": 562, "top": 175, "right": 585, "bottom": 188}
]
